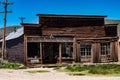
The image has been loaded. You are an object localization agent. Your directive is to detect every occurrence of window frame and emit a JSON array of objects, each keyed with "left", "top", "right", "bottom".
[{"left": 101, "top": 42, "right": 110, "bottom": 56}]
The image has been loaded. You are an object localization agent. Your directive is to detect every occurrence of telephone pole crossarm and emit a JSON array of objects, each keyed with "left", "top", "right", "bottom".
[{"left": 19, "top": 17, "right": 26, "bottom": 24}]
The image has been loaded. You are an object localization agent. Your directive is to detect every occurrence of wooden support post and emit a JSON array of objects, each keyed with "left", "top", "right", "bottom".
[
  {"left": 50, "top": 44, "right": 53, "bottom": 63},
  {"left": 98, "top": 43, "right": 101, "bottom": 63},
  {"left": 110, "top": 42, "right": 115, "bottom": 61},
  {"left": 24, "top": 36, "right": 28, "bottom": 65},
  {"left": 118, "top": 41, "right": 120, "bottom": 61},
  {"left": 76, "top": 43, "right": 80, "bottom": 62},
  {"left": 40, "top": 42, "right": 43, "bottom": 64},
  {"left": 91, "top": 43, "right": 95, "bottom": 63},
  {"left": 59, "top": 43, "right": 62, "bottom": 63},
  {"left": 114, "top": 41, "right": 118, "bottom": 62},
  {"left": 73, "top": 38, "right": 76, "bottom": 62}
]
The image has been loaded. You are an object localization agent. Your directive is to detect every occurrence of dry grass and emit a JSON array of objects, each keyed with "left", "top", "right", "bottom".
[{"left": 26, "top": 70, "right": 50, "bottom": 73}]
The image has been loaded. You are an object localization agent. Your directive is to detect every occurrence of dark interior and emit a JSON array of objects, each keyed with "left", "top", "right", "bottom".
[
  {"left": 43, "top": 43, "right": 59, "bottom": 64},
  {"left": 27, "top": 42, "right": 40, "bottom": 58}
]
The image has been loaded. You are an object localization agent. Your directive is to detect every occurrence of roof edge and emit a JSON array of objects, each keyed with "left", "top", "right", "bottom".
[
  {"left": 37, "top": 14, "right": 107, "bottom": 18},
  {"left": 21, "top": 23, "right": 40, "bottom": 27}
]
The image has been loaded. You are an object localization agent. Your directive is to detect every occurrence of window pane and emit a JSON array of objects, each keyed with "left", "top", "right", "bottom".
[
  {"left": 62, "top": 43, "right": 73, "bottom": 58},
  {"left": 101, "top": 43, "right": 110, "bottom": 55},
  {"left": 80, "top": 44, "right": 91, "bottom": 56}
]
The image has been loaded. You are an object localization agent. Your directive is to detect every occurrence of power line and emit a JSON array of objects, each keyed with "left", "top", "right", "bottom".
[{"left": 0, "top": 0, "right": 13, "bottom": 60}]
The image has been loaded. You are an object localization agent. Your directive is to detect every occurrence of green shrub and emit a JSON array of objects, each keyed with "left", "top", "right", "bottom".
[
  {"left": 58, "top": 63, "right": 120, "bottom": 75},
  {"left": 66, "top": 66, "right": 85, "bottom": 72},
  {"left": 0, "top": 62, "right": 26, "bottom": 69},
  {"left": 88, "top": 64, "right": 120, "bottom": 74}
]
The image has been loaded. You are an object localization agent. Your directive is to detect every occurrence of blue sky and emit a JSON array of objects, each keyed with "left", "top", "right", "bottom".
[{"left": 0, "top": 0, "right": 120, "bottom": 27}]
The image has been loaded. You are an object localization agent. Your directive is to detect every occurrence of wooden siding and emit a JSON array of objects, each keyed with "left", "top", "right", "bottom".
[
  {"left": 6, "top": 36, "right": 24, "bottom": 63},
  {"left": 39, "top": 16, "right": 104, "bottom": 27},
  {"left": 24, "top": 26, "right": 105, "bottom": 38}
]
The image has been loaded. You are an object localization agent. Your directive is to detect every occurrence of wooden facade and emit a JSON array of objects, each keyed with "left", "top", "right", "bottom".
[{"left": 22, "top": 14, "right": 118, "bottom": 65}]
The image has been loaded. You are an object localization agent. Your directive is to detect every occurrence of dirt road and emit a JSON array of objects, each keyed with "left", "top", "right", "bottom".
[{"left": 0, "top": 68, "right": 120, "bottom": 80}]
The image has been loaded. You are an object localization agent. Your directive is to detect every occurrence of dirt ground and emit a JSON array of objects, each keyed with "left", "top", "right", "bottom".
[{"left": 0, "top": 68, "right": 120, "bottom": 80}]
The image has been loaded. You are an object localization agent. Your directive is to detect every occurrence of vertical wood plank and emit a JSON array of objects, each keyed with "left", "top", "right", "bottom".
[
  {"left": 40, "top": 42, "right": 43, "bottom": 64},
  {"left": 76, "top": 43, "right": 80, "bottom": 62},
  {"left": 73, "top": 37, "right": 76, "bottom": 62},
  {"left": 91, "top": 43, "right": 95, "bottom": 63},
  {"left": 118, "top": 42, "right": 120, "bottom": 61},
  {"left": 98, "top": 43, "right": 101, "bottom": 63},
  {"left": 110, "top": 42, "right": 114, "bottom": 61},
  {"left": 50, "top": 44, "right": 53, "bottom": 63},
  {"left": 92, "top": 42, "right": 100, "bottom": 63},
  {"left": 59, "top": 43, "right": 62, "bottom": 63},
  {"left": 24, "top": 35, "right": 28, "bottom": 65},
  {"left": 114, "top": 41, "right": 118, "bottom": 61}
]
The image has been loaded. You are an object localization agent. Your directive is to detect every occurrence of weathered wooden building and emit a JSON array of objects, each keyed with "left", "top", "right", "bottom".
[
  {"left": 105, "top": 20, "right": 120, "bottom": 61},
  {"left": 22, "top": 14, "right": 118, "bottom": 65},
  {"left": 0, "top": 27, "right": 24, "bottom": 63}
]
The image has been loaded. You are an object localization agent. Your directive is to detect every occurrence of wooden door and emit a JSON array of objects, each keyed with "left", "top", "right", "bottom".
[{"left": 43, "top": 43, "right": 59, "bottom": 64}]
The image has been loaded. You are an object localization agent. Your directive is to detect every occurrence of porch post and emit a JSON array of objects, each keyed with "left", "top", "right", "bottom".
[
  {"left": 40, "top": 42, "right": 43, "bottom": 64},
  {"left": 24, "top": 36, "right": 28, "bottom": 65},
  {"left": 73, "top": 37, "right": 77, "bottom": 62},
  {"left": 59, "top": 43, "right": 62, "bottom": 63}
]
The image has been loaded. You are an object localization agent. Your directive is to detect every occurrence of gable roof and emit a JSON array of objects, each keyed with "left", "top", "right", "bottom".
[
  {"left": 5, "top": 27, "right": 23, "bottom": 40},
  {"left": 0, "top": 27, "right": 23, "bottom": 41}
]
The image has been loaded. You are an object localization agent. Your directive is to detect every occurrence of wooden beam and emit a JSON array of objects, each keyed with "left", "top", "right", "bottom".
[
  {"left": 40, "top": 42, "right": 43, "bottom": 64},
  {"left": 73, "top": 37, "right": 77, "bottom": 62},
  {"left": 77, "top": 37, "right": 118, "bottom": 40},
  {"left": 50, "top": 44, "right": 53, "bottom": 63},
  {"left": 59, "top": 43, "right": 62, "bottom": 63},
  {"left": 110, "top": 42, "right": 115, "bottom": 61},
  {"left": 91, "top": 43, "right": 95, "bottom": 63},
  {"left": 24, "top": 35, "right": 28, "bottom": 65},
  {"left": 76, "top": 43, "right": 80, "bottom": 62},
  {"left": 114, "top": 41, "right": 118, "bottom": 61}
]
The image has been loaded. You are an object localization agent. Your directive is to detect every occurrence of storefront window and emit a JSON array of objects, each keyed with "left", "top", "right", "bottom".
[
  {"left": 61, "top": 43, "right": 73, "bottom": 58},
  {"left": 27, "top": 42, "right": 40, "bottom": 58}
]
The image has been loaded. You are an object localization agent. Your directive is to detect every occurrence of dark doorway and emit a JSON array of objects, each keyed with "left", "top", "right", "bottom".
[
  {"left": 43, "top": 43, "right": 59, "bottom": 64},
  {"left": 27, "top": 42, "right": 40, "bottom": 58}
]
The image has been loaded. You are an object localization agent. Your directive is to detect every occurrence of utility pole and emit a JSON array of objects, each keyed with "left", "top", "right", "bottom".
[
  {"left": 0, "top": 0, "right": 13, "bottom": 60},
  {"left": 19, "top": 17, "right": 25, "bottom": 24}
]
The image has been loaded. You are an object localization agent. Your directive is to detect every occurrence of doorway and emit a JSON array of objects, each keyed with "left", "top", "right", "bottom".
[{"left": 43, "top": 43, "right": 59, "bottom": 64}]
